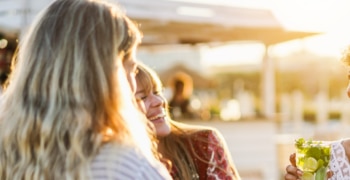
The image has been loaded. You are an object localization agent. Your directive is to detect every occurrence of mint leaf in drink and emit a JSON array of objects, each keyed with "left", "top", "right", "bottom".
[
  {"left": 315, "top": 166, "right": 326, "bottom": 180},
  {"left": 317, "top": 159, "right": 324, "bottom": 168},
  {"left": 306, "top": 146, "right": 321, "bottom": 159},
  {"left": 295, "top": 138, "right": 306, "bottom": 149}
]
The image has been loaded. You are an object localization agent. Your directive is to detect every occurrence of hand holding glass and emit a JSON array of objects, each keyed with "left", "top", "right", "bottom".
[{"left": 295, "top": 138, "right": 331, "bottom": 180}]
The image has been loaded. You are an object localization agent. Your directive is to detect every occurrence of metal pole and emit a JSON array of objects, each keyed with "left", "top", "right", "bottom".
[{"left": 261, "top": 44, "right": 276, "bottom": 120}]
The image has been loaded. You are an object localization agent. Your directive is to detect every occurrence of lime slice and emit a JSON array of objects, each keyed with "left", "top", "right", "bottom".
[
  {"left": 302, "top": 172, "right": 314, "bottom": 180},
  {"left": 304, "top": 157, "right": 318, "bottom": 172}
]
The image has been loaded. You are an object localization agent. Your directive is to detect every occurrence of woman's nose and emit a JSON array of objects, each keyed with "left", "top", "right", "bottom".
[{"left": 150, "top": 94, "right": 164, "bottom": 106}]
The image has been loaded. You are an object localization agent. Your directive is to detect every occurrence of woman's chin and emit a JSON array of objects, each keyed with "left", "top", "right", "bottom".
[{"left": 155, "top": 123, "right": 171, "bottom": 137}]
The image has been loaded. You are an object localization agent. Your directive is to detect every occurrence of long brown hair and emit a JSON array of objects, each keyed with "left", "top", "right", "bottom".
[
  {"left": 136, "top": 63, "right": 238, "bottom": 179},
  {"left": 136, "top": 63, "right": 201, "bottom": 179}
]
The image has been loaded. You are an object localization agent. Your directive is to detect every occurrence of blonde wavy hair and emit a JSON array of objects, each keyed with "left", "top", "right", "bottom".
[{"left": 0, "top": 0, "right": 156, "bottom": 179}]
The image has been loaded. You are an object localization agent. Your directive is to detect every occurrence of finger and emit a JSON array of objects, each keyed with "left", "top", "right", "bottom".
[
  {"left": 286, "top": 164, "right": 303, "bottom": 177},
  {"left": 327, "top": 170, "right": 334, "bottom": 178},
  {"left": 289, "top": 153, "right": 296, "bottom": 166},
  {"left": 284, "top": 173, "right": 299, "bottom": 180},
  {"left": 286, "top": 165, "right": 298, "bottom": 175}
]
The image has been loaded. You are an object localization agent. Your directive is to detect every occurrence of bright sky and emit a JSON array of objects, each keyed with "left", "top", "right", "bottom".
[
  {"left": 266, "top": 0, "right": 350, "bottom": 59},
  {"left": 171, "top": 0, "right": 350, "bottom": 66},
  {"left": 202, "top": 42, "right": 266, "bottom": 66}
]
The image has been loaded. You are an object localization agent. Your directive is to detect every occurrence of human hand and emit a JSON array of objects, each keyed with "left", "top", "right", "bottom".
[
  {"left": 284, "top": 153, "right": 333, "bottom": 180},
  {"left": 284, "top": 153, "right": 302, "bottom": 180}
]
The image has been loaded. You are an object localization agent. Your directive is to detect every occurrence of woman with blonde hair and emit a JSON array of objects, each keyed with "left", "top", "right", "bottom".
[
  {"left": 0, "top": 0, "right": 171, "bottom": 179},
  {"left": 135, "top": 62, "right": 241, "bottom": 180}
]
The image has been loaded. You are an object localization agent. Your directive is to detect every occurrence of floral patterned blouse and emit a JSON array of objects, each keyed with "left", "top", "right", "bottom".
[{"left": 171, "top": 129, "right": 240, "bottom": 180}]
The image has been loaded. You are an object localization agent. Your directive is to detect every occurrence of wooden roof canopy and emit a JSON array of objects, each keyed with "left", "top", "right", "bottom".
[
  {"left": 0, "top": 0, "right": 318, "bottom": 46},
  {"left": 118, "top": 0, "right": 319, "bottom": 46}
]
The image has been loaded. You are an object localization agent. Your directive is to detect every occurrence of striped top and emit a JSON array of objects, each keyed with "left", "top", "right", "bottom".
[{"left": 90, "top": 143, "right": 172, "bottom": 180}]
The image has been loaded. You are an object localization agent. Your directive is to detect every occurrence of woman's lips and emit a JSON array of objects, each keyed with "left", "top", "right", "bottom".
[{"left": 148, "top": 113, "right": 166, "bottom": 123}]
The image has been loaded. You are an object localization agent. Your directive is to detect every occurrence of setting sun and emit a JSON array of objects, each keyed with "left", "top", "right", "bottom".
[
  {"left": 192, "top": 0, "right": 350, "bottom": 66},
  {"left": 254, "top": 0, "right": 350, "bottom": 57}
]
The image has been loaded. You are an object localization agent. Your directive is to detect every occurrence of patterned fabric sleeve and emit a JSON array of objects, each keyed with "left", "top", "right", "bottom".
[
  {"left": 206, "top": 130, "right": 240, "bottom": 180},
  {"left": 329, "top": 140, "right": 350, "bottom": 180}
]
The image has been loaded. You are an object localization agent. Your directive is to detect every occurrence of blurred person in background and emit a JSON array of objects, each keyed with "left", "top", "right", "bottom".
[
  {"left": 0, "top": 0, "right": 171, "bottom": 179},
  {"left": 284, "top": 46, "right": 350, "bottom": 180},
  {"left": 168, "top": 71, "right": 198, "bottom": 120},
  {"left": 135, "top": 62, "right": 241, "bottom": 180}
]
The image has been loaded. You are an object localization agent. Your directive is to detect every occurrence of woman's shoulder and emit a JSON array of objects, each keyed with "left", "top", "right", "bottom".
[
  {"left": 91, "top": 143, "right": 145, "bottom": 169},
  {"left": 341, "top": 138, "right": 350, "bottom": 147},
  {"left": 173, "top": 121, "right": 225, "bottom": 146},
  {"left": 189, "top": 126, "right": 221, "bottom": 139},
  {"left": 90, "top": 143, "right": 171, "bottom": 180},
  {"left": 184, "top": 126, "right": 227, "bottom": 149},
  {"left": 340, "top": 139, "right": 350, "bottom": 158}
]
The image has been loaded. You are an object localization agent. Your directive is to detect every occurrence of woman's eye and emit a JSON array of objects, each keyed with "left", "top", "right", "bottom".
[
  {"left": 141, "top": 96, "right": 147, "bottom": 100},
  {"left": 154, "top": 91, "right": 160, "bottom": 95},
  {"left": 135, "top": 95, "right": 147, "bottom": 101},
  {"left": 136, "top": 95, "right": 147, "bottom": 100}
]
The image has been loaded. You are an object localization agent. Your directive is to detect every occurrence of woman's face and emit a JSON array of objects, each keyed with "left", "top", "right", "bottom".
[{"left": 135, "top": 82, "right": 171, "bottom": 137}]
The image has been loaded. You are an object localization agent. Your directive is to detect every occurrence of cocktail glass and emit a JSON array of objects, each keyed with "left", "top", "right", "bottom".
[{"left": 295, "top": 138, "right": 331, "bottom": 180}]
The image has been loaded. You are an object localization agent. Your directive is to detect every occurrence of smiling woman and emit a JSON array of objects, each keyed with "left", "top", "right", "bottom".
[{"left": 135, "top": 62, "right": 241, "bottom": 180}]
